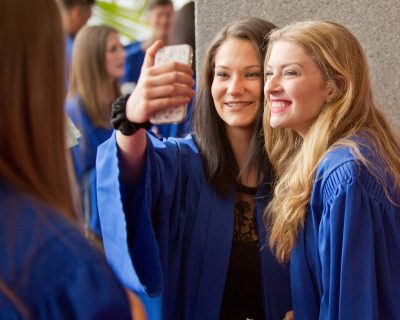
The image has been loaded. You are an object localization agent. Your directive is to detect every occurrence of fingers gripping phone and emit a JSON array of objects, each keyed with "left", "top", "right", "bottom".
[{"left": 150, "top": 44, "right": 193, "bottom": 124}]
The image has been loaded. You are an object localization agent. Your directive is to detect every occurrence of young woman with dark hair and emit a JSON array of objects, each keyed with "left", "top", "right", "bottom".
[{"left": 97, "top": 17, "right": 292, "bottom": 320}]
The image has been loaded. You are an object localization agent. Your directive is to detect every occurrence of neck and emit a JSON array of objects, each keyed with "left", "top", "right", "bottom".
[{"left": 226, "top": 126, "right": 257, "bottom": 187}]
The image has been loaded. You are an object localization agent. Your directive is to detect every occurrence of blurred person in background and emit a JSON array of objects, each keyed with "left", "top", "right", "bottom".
[
  {"left": 121, "top": 0, "right": 174, "bottom": 91},
  {"left": 58, "top": 0, "right": 95, "bottom": 72},
  {"left": 0, "top": 0, "right": 144, "bottom": 318},
  {"left": 66, "top": 25, "right": 126, "bottom": 242},
  {"left": 155, "top": 0, "right": 196, "bottom": 138}
]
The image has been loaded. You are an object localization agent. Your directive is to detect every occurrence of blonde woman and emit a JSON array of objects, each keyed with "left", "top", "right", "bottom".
[
  {"left": 67, "top": 25, "right": 126, "bottom": 238},
  {"left": 0, "top": 0, "right": 144, "bottom": 318},
  {"left": 264, "top": 21, "right": 400, "bottom": 319}
]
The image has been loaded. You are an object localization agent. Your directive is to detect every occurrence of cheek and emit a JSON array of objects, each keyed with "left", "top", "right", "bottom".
[
  {"left": 211, "top": 82, "right": 221, "bottom": 103},
  {"left": 253, "top": 83, "right": 262, "bottom": 100},
  {"left": 105, "top": 55, "right": 117, "bottom": 75},
  {"left": 106, "top": 55, "right": 113, "bottom": 68}
]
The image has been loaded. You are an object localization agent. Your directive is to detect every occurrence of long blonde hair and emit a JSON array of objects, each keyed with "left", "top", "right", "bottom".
[
  {"left": 69, "top": 25, "right": 121, "bottom": 128},
  {"left": 263, "top": 21, "right": 400, "bottom": 263},
  {"left": 0, "top": 0, "right": 76, "bottom": 220}
]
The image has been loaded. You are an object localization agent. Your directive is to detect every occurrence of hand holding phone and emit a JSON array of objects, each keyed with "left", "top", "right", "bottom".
[{"left": 150, "top": 44, "right": 193, "bottom": 124}]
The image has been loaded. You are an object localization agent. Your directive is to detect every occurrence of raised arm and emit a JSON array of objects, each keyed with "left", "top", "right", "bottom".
[{"left": 116, "top": 40, "right": 195, "bottom": 183}]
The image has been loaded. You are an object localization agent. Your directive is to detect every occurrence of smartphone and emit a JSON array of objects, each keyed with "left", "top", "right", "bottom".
[{"left": 150, "top": 44, "right": 193, "bottom": 124}]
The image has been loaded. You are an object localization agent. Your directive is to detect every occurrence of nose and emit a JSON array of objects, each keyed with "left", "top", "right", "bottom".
[
  {"left": 264, "top": 74, "right": 282, "bottom": 97},
  {"left": 227, "top": 75, "right": 244, "bottom": 96}
]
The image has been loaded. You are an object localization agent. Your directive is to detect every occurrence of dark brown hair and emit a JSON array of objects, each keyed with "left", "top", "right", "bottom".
[
  {"left": 193, "top": 17, "right": 277, "bottom": 196},
  {"left": 62, "top": 0, "right": 95, "bottom": 9}
]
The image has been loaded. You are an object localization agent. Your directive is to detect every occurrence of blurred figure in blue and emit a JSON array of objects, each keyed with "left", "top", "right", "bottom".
[
  {"left": 66, "top": 25, "right": 126, "bottom": 240},
  {"left": 58, "top": 0, "right": 95, "bottom": 72},
  {"left": 0, "top": 0, "right": 143, "bottom": 318}
]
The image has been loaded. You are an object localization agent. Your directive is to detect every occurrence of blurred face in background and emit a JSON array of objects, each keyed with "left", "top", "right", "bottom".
[
  {"left": 149, "top": 4, "right": 174, "bottom": 41},
  {"left": 105, "top": 32, "right": 126, "bottom": 81}
]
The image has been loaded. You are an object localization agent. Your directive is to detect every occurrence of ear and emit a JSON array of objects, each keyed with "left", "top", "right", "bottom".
[{"left": 325, "top": 80, "right": 338, "bottom": 103}]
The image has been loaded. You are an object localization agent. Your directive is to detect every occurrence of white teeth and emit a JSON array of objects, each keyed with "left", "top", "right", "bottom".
[
  {"left": 225, "top": 102, "right": 251, "bottom": 108},
  {"left": 271, "top": 101, "right": 289, "bottom": 109}
]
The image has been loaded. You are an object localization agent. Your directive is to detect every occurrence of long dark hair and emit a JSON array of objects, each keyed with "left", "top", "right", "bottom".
[{"left": 193, "top": 17, "right": 277, "bottom": 196}]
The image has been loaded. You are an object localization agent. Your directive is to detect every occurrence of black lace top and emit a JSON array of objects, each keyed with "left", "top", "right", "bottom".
[{"left": 219, "top": 184, "right": 264, "bottom": 320}]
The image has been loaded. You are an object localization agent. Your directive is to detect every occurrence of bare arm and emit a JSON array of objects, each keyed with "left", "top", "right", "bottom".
[{"left": 117, "top": 40, "right": 195, "bottom": 183}]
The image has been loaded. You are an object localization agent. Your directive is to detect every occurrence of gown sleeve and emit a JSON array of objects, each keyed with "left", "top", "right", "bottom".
[
  {"left": 96, "top": 131, "right": 193, "bottom": 296},
  {"left": 318, "top": 161, "right": 400, "bottom": 319}
]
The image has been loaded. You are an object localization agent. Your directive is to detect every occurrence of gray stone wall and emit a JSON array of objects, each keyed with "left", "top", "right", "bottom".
[{"left": 195, "top": 0, "right": 400, "bottom": 132}]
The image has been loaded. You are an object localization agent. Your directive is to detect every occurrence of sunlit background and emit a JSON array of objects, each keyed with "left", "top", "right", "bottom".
[{"left": 90, "top": 0, "right": 191, "bottom": 45}]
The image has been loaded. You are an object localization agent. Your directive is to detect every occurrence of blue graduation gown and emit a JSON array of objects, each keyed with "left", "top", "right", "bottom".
[
  {"left": 0, "top": 179, "right": 131, "bottom": 319},
  {"left": 122, "top": 41, "right": 145, "bottom": 84},
  {"left": 96, "top": 131, "right": 292, "bottom": 319},
  {"left": 291, "top": 142, "right": 400, "bottom": 319},
  {"left": 66, "top": 95, "right": 113, "bottom": 237}
]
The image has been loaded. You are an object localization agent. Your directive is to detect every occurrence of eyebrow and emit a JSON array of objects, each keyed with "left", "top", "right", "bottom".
[
  {"left": 265, "top": 62, "right": 303, "bottom": 69},
  {"left": 215, "top": 64, "right": 261, "bottom": 69}
]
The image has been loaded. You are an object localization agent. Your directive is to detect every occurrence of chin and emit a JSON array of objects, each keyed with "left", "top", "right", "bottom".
[{"left": 269, "top": 118, "right": 285, "bottom": 129}]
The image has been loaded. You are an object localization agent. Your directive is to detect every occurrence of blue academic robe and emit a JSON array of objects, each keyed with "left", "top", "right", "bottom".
[
  {"left": 96, "top": 132, "right": 292, "bottom": 320},
  {"left": 291, "top": 141, "right": 400, "bottom": 319},
  {"left": 0, "top": 178, "right": 131, "bottom": 319},
  {"left": 122, "top": 41, "right": 145, "bottom": 84},
  {"left": 66, "top": 95, "right": 113, "bottom": 237}
]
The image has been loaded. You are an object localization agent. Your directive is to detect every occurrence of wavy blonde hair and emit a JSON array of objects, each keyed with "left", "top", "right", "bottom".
[
  {"left": 263, "top": 21, "right": 400, "bottom": 263},
  {"left": 69, "top": 25, "right": 121, "bottom": 128}
]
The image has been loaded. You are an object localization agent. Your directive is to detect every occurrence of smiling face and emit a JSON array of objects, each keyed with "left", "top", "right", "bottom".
[
  {"left": 105, "top": 32, "right": 126, "bottom": 81},
  {"left": 264, "top": 40, "right": 329, "bottom": 137},
  {"left": 211, "top": 37, "right": 262, "bottom": 134}
]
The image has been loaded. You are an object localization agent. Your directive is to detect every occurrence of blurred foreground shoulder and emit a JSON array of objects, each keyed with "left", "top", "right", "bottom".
[{"left": 0, "top": 179, "right": 131, "bottom": 320}]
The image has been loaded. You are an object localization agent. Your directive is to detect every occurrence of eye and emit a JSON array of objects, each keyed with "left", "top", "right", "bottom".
[
  {"left": 283, "top": 70, "right": 299, "bottom": 77},
  {"left": 108, "top": 45, "right": 118, "bottom": 53},
  {"left": 215, "top": 71, "right": 229, "bottom": 78},
  {"left": 246, "top": 71, "right": 261, "bottom": 79},
  {"left": 264, "top": 71, "right": 273, "bottom": 79}
]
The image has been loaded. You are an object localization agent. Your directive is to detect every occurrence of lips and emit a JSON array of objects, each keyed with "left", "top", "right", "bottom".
[{"left": 224, "top": 101, "right": 253, "bottom": 108}]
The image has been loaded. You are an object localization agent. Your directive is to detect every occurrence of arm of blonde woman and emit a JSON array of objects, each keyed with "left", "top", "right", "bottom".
[{"left": 116, "top": 40, "right": 195, "bottom": 183}]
